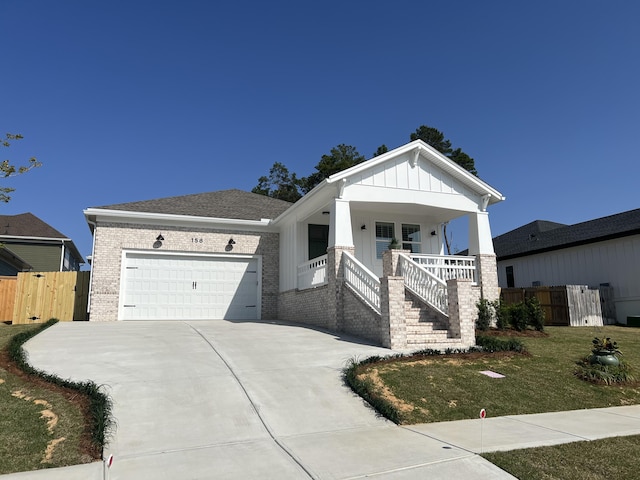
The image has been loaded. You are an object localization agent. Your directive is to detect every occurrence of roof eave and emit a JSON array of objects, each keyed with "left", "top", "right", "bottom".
[
  {"left": 84, "top": 208, "right": 275, "bottom": 231},
  {"left": 497, "top": 228, "right": 640, "bottom": 261}
]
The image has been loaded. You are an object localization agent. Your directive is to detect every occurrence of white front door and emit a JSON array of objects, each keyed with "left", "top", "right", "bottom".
[{"left": 120, "top": 253, "right": 260, "bottom": 320}]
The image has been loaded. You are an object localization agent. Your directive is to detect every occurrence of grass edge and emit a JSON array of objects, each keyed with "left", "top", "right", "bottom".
[{"left": 6, "top": 319, "right": 115, "bottom": 455}]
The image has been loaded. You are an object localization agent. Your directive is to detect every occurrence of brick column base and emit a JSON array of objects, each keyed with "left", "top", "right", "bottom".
[{"left": 447, "top": 279, "right": 477, "bottom": 348}]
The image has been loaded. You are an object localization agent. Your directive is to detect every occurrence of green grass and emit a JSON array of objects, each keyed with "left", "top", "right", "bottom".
[
  {"left": 483, "top": 435, "right": 640, "bottom": 480},
  {"left": 0, "top": 321, "right": 110, "bottom": 474},
  {"left": 346, "top": 326, "right": 640, "bottom": 480},
  {"left": 347, "top": 326, "right": 640, "bottom": 425}
]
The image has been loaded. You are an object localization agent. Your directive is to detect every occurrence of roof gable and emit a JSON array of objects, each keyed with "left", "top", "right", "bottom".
[
  {"left": 94, "top": 189, "right": 293, "bottom": 221},
  {"left": 494, "top": 209, "right": 640, "bottom": 259},
  {"left": 347, "top": 149, "right": 476, "bottom": 198},
  {"left": 0, "top": 213, "right": 68, "bottom": 238},
  {"left": 327, "top": 140, "right": 504, "bottom": 204}
]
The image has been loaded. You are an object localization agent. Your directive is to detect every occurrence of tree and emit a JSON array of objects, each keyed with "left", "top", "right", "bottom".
[
  {"left": 1, "top": 133, "right": 42, "bottom": 203},
  {"left": 410, "top": 125, "right": 477, "bottom": 176},
  {"left": 410, "top": 125, "right": 478, "bottom": 253},
  {"left": 301, "top": 144, "right": 365, "bottom": 193},
  {"left": 372, "top": 144, "right": 388, "bottom": 157},
  {"left": 251, "top": 162, "right": 303, "bottom": 202}
]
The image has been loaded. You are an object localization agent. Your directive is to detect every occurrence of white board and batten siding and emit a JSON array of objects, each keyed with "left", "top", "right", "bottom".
[
  {"left": 119, "top": 251, "right": 261, "bottom": 321},
  {"left": 497, "top": 235, "right": 640, "bottom": 324},
  {"left": 348, "top": 151, "right": 480, "bottom": 207}
]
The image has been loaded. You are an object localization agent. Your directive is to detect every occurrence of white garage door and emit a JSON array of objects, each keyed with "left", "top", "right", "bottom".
[{"left": 120, "top": 253, "right": 260, "bottom": 320}]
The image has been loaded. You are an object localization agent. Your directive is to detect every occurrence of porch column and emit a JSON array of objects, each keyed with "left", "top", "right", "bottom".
[
  {"left": 469, "top": 210, "right": 500, "bottom": 303},
  {"left": 467, "top": 211, "right": 494, "bottom": 255},
  {"left": 328, "top": 199, "right": 354, "bottom": 248}
]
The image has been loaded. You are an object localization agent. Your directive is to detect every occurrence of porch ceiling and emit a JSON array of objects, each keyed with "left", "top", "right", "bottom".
[{"left": 304, "top": 201, "right": 466, "bottom": 225}]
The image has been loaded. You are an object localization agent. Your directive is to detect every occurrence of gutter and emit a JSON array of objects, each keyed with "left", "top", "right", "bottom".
[{"left": 83, "top": 208, "right": 273, "bottom": 230}]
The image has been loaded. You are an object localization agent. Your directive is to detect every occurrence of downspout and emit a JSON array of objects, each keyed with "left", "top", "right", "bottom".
[
  {"left": 86, "top": 219, "right": 97, "bottom": 316},
  {"left": 59, "top": 239, "right": 66, "bottom": 271}
]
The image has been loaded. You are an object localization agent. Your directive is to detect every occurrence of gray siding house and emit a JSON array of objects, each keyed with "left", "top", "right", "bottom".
[{"left": 493, "top": 208, "right": 640, "bottom": 324}]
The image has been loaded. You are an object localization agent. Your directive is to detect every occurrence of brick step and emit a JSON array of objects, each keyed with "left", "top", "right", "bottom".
[
  {"left": 407, "top": 331, "right": 450, "bottom": 340},
  {"left": 406, "top": 324, "right": 449, "bottom": 334},
  {"left": 406, "top": 338, "right": 465, "bottom": 348}
]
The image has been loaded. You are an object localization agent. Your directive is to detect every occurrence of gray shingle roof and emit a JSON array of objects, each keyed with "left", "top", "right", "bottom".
[
  {"left": 0, "top": 213, "right": 68, "bottom": 238},
  {"left": 94, "top": 189, "right": 293, "bottom": 221},
  {"left": 494, "top": 209, "right": 640, "bottom": 260}
]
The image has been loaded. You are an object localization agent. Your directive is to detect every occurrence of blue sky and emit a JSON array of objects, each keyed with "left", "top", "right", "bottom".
[{"left": 3, "top": 1, "right": 639, "bottom": 262}]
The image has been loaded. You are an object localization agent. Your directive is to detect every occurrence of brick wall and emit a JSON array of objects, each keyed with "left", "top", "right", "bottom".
[
  {"left": 278, "top": 286, "right": 330, "bottom": 328},
  {"left": 89, "top": 222, "right": 279, "bottom": 321},
  {"left": 341, "top": 286, "right": 384, "bottom": 344}
]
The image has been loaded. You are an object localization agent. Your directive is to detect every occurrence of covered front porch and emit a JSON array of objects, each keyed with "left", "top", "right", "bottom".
[{"left": 275, "top": 140, "right": 504, "bottom": 349}]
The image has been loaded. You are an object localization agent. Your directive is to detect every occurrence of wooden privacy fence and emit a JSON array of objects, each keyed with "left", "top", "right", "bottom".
[
  {"left": 1, "top": 271, "right": 90, "bottom": 324},
  {"left": 501, "top": 285, "right": 603, "bottom": 327},
  {"left": 0, "top": 276, "right": 17, "bottom": 321}
]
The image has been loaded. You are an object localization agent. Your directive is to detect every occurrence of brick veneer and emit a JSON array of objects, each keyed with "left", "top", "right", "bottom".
[
  {"left": 278, "top": 286, "right": 330, "bottom": 328},
  {"left": 89, "top": 222, "right": 279, "bottom": 321}
]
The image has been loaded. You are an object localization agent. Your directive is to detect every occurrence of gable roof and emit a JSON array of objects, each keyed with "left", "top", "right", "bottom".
[
  {"left": 0, "top": 213, "right": 68, "bottom": 238},
  {"left": 327, "top": 140, "right": 505, "bottom": 204},
  {"left": 273, "top": 140, "right": 505, "bottom": 224},
  {"left": 93, "top": 189, "right": 293, "bottom": 221},
  {"left": 494, "top": 209, "right": 640, "bottom": 260}
]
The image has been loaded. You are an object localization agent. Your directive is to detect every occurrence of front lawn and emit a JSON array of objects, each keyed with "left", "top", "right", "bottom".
[
  {"left": 346, "top": 326, "right": 640, "bottom": 425},
  {"left": 483, "top": 435, "right": 640, "bottom": 480},
  {"left": 0, "top": 323, "right": 101, "bottom": 474}
]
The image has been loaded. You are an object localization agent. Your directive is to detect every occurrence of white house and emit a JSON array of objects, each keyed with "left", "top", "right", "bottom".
[
  {"left": 84, "top": 140, "right": 505, "bottom": 350},
  {"left": 493, "top": 208, "right": 640, "bottom": 325}
]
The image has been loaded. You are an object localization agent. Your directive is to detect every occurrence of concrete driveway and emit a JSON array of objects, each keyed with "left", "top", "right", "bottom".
[{"left": 19, "top": 320, "right": 514, "bottom": 479}]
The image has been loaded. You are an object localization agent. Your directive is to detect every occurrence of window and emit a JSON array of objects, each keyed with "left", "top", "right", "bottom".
[
  {"left": 308, "top": 224, "right": 329, "bottom": 260},
  {"left": 375, "top": 222, "right": 394, "bottom": 259},
  {"left": 506, "top": 266, "right": 514, "bottom": 288},
  {"left": 402, "top": 224, "right": 421, "bottom": 253}
]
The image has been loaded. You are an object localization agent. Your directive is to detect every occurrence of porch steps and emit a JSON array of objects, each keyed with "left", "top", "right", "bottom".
[{"left": 404, "top": 291, "right": 464, "bottom": 347}]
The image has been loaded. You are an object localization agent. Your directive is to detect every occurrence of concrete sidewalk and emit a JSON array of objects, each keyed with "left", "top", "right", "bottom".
[{"left": 2, "top": 321, "right": 640, "bottom": 479}]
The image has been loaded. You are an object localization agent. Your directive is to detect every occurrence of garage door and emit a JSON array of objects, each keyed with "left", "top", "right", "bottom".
[{"left": 120, "top": 253, "right": 260, "bottom": 320}]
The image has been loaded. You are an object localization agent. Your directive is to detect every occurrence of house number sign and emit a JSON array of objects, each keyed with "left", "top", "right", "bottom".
[{"left": 192, "top": 238, "right": 204, "bottom": 243}]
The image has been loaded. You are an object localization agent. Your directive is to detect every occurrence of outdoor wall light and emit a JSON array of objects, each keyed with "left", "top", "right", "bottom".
[
  {"left": 153, "top": 234, "right": 164, "bottom": 249},
  {"left": 226, "top": 238, "right": 236, "bottom": 252},
  {"left": 228, "top": 238, "right": 236, "bottom": 245},
  {"left": 361, "top": 224, "right": 367, "bottom": 230},
  {"left": 156, "top": 234, "right": 165, "bottom": 241},
  {"left": 430, "top": 230, "right": 437, "bottom": 236},
  {"left": 322, "top": 211, "right": 330, "bottom": 215}
]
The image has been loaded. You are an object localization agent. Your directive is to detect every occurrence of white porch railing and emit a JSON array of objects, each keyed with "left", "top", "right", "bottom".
[
  {"left": 297, "top": 254, "right": 328, "bottom": 289},
  {"left": 410, "top": 254, "right": 477, "bottom": 283},
  {"left": 343, "top": 251, "right": 381, "bottom": 314},
  {"left": 399, "top": 254, "right": 449, "bottom": 315}
]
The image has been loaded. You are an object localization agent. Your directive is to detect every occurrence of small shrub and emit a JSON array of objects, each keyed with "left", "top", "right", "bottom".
[
  {"left": 475, "top": 335, "right": 527, "bottom": 353},
  {"left": 575, "top": 358, "right": 635, "bottom": 385},
  {"left": 495, "top": 301, "right": 509, "bottom": 330},
  {"left": 508, "top": 303, "right": 528, "bottom": 331},
  {"left": 476, "top": 298, "right": 494, "bottom": 331},
  {"left": 525, "top": 297, "right": 545, "bottom": 331}
]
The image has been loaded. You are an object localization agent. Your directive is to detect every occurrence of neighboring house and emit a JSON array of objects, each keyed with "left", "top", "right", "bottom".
[
  {"left": 0, "top": 245, "right": 32, "bottom": 276},
  {"left": 84, "top": 140, "right": 504, "bottom": 350},
  {"left": 492, "top": 208, "right": 640, "bottom": 324},
  {"left": 0, "top": 213, "right": 84, "bottom": 273}
]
